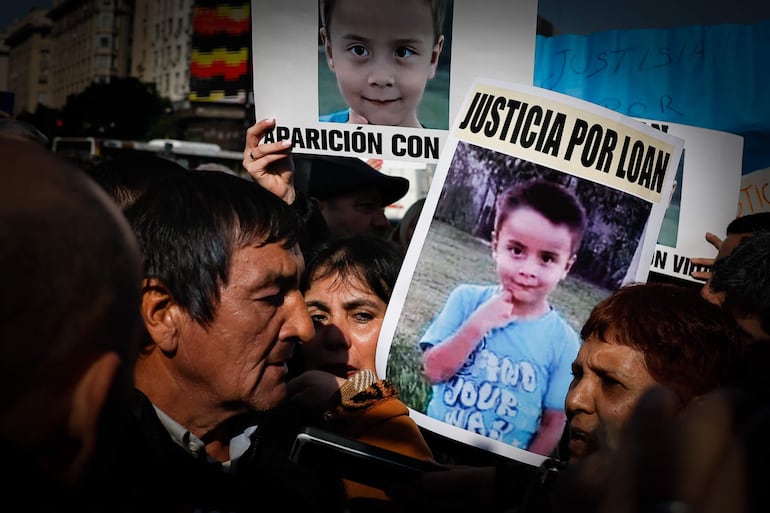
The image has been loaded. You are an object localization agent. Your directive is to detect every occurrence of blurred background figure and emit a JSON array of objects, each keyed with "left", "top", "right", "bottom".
[
  {"left": 0, "top": 139, "right": 145, "bottom": 510},
  {"left": 300, "top": 154, "right": 410, "bottom": 240},
  {"left": 85, "top": 153, "right": 190, "bottom": 210},
  {"left": 390, "top": 196, "right": 426, "bottom": 254},
  {"left": 0, "top": 118, "right": 49, "bottom": 146},
  {"left": 703, "top": 229, "right": 770, "bottom": 342}
]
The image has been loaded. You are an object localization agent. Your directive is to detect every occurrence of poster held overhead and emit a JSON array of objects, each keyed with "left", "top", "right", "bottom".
[
  {"left": 377, "top": 78, "right": 684, "bottom": 466},
  {"left": 250, "top": 0, "right": 537, "bottom": 163}
]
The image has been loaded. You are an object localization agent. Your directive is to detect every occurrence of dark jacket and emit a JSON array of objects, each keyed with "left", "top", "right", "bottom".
[{"left": 95, "top": 389, "right": 347, "bottom": 513}]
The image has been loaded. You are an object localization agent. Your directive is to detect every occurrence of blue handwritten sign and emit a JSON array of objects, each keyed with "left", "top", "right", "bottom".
[{"left": 534, "top": 20, "right": 770, "bottom": 173}]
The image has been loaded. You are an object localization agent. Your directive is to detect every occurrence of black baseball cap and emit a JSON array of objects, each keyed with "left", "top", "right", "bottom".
[{"left": 301, "top": 154, "right": 409, "bottom": 207}]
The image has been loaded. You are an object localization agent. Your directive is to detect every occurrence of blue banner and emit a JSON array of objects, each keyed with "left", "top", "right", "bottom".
[{"left": 534, "top": 20, "right": 770, "bottom": 173}]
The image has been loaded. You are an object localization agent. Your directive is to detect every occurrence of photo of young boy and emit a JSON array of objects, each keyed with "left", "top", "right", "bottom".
[
  {"left": 419, "top": 178, "right": 586, "bottom": 456},
  {"left": 318, "top": 0, "right": 450, "bottom": 129},
  {"left": 382, "top": 141, "right": 654, "bottom": 459}
]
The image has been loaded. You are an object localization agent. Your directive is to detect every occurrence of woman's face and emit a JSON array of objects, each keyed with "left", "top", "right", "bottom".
[
  {"left": 564, "top": 334, "right": 658, "bottom": 464},
  {"left": 302, "top": 270, "right": 387, "bottom": 378}
]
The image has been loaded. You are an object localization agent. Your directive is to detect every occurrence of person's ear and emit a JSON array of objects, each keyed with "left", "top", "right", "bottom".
[
  {"left": 67, "top": 351, "right": 121, "bottom": 485},
  {"left": 427, "top": 35, "right": 445, "bottom": 79},
  {"left": 320, "top": 27, "right": 335, "bottom": 71},
  {"left": 141, "top": 277, "right": 182, "bottom": 355},
  {"left": 562, "top": 254, "right": 577, "bottom": 279}
]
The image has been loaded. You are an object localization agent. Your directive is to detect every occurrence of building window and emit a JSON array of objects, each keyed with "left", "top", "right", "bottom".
[
  {"left": 98, "top": 35, "right": 111, "bottom": 48},
  {"left": 96, "top": 55, "right": 112, "bottom": 69},
  {"left": 100, "top": 13, "right": 113, "bottom": 28}
]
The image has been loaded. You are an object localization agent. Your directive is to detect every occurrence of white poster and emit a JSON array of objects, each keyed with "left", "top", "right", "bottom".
[
  {"left": 377, "top": 78, "right": 684, "bottom": 466},
  {"left": 738, "top": 166, "right": 770, "bottom": 216},
  {"left": 641, "top": 122, "right": 743, "bottom": 283},
  {"left": 251, "top": 0, "right": 537, "bottom": 163}
]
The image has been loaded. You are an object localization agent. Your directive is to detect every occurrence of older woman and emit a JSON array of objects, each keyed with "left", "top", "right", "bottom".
[{"left": 564, "top": 281, "right": 745, "bottom": 464}]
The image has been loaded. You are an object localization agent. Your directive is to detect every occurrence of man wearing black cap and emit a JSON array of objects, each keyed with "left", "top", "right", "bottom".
[
  {"left": 242, "top": 119, "right": 409, "bottom": 251},
  {"left": 301, "top": 154, "right": 410, "bottom": 239}
]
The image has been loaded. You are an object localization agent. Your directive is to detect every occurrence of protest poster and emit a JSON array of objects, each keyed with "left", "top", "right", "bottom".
[
  {"left": 376, "top": 78, "right": 684, "bottom": 466},
  {"left": 738, "top": 166, "right": 770, "bottom": 216},
  {"left": 534, "top": 20, "right": 770, "bottom": 175},
  {"left": 250, "top": 0, "right": 537, "bottom": 163},
  {"left": 641, "top": 122, "right": 743, "bottom": 283}
]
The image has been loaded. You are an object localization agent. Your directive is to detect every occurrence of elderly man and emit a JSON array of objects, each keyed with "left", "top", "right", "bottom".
[{"left": 106, "top": 169, "right": 347, "bottom": 512}]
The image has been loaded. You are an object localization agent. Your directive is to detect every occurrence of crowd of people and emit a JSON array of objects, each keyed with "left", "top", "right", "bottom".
[{"left": 3, "top": 116, "right": 770, "bottom": 513}]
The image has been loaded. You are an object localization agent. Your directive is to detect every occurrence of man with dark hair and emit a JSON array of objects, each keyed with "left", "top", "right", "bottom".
[
  {"left": 704, "top": 230, "right": 770, "bottom": 341},
  {"left": 109, "top": 170, "right": 346, "bottom": 512},
  {"left": 85, "top": 153, "right": 190, "bottom": 210},
  {"left": 691, "top": 212, "right": 770, "bottom": 281},
  {"left": 242, "top": 119, "right": 410, "bottom": 254},
  {"left": 300, "top": 153, "right": 409, "bottom": 239}
]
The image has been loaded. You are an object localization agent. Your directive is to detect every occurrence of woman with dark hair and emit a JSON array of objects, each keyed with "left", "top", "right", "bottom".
[
  {"left": 283, "top": 234, "right": 437, "bottom": 510},
  {"left": 295, "top": 234, "right": 402, "bottom": 378}
]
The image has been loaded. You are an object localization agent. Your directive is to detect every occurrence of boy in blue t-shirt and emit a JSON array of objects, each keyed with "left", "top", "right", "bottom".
[
  {"left": 318, "top": 0, "right": 445, "bottom": 128},
  {"left": 420, "top": 178, "right": 587, "bottom": 456}
]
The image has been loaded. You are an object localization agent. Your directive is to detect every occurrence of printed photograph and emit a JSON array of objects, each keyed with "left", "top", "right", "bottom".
[
  {"left": 385, "top": 140, "right": 652, "bottom": 455},
  {"left": 318, "top": 0, "right": 453, "bottom": 129},
  {"left": 656, "top": 149, "right": 685, "bottom": 248}
]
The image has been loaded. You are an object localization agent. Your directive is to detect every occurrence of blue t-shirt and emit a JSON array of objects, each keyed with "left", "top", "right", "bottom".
[
  {"left": 319, "top": 109, "right": 429, "bottom": 128},
  {"left": 319, "top": 109, "right": 350, "bottom": 123},
  {"left": 419, "top": 283, "right": 579, "bottom": 449}
]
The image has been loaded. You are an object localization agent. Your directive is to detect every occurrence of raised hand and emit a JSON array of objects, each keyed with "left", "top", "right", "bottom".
[
  {"left": 242, "top": 118, "right": 295, "bottom": 203},
  {"left": 690, "top": 231, "right": 723, "bottom": 281}
]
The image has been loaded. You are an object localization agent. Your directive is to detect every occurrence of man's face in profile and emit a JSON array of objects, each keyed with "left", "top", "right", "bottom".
[{"left": 317, "top": 186, "right": 392, "bottom": 239}]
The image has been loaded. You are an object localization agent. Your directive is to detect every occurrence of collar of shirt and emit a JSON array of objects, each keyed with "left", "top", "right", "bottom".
[{"left": 152, "top": 404, "right": 259, "bottom": 472}]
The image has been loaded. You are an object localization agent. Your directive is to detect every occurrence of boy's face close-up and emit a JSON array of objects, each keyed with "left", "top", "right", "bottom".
[
  {"left": 492, "top": 206, "right": 576, "bottom": 315},
  {"left": 321, "top": 0, "right": 443, "bottom": 128}
]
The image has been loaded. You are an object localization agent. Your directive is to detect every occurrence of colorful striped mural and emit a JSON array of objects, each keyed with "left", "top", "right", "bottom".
[{"left": 189, "top": 1, "right": 250, "bottom": 102}]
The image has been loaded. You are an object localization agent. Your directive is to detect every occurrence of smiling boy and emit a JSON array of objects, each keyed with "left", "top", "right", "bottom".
[
  {"left": 319, "top": 0, "right": 446, "bottom": 128},
  {"left": 420, "top": 178, "right": 587, "bottom": 455}
]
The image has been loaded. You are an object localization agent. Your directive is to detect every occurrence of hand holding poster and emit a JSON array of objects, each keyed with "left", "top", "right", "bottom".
[{"left": 377, "top": 78, "right": 683, "bottom": 466}]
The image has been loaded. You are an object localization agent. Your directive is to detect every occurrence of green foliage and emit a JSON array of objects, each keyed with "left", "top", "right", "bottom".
[
  {"left": 388, "top": 333, "right": 431, "bottom": 412},
  {"left": 59, "top": 78, "right": 168, "bottom": 140}
]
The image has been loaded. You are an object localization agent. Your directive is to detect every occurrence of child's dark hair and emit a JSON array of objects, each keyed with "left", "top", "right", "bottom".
[
  {"left": 494, "top": 178, "right": 587, "bottom": 254},
  {"left": 320, "top": 0, "right": 446, "bottom": 44}
]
